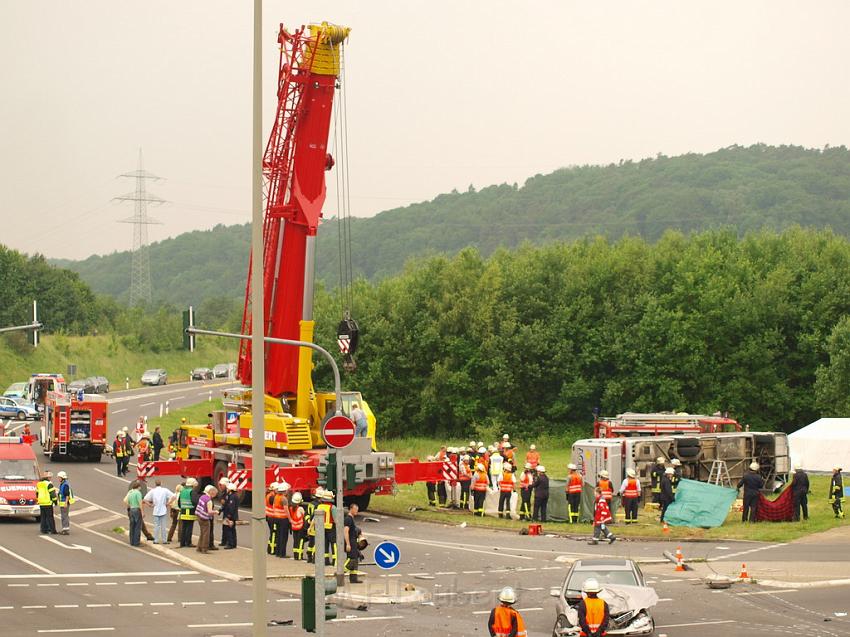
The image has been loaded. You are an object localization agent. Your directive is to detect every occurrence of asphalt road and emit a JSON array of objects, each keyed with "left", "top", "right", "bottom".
[{"left": 1, "top": 381, "right": 849, "bottom": 636}]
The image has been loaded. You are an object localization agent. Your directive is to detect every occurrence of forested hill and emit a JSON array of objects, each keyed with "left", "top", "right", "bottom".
[{"left": 54, "top": 144, "right": 850, "bottom": 305}]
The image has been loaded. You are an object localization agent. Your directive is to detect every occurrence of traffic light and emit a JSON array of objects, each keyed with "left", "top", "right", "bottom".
[
  {"left": 345, "top": 461, "right": 367, "bottom": 486},
  {"left": 182, "top": 306, "right": 195, "bottom": 352},
  {"left": 301, "top": 575, "right": 338, "bottom": 632},
  {"left": 317, "top": 451, "right": 337, "bottom": 489}
]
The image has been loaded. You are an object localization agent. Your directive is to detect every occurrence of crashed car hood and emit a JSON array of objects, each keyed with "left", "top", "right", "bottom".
[{"left": 565, "top": 584, "right": 659, "bottom": 626}]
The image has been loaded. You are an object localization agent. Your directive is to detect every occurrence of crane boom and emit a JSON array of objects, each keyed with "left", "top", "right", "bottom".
[{"left": 237, "top": 22, "right": 350, "bottom": 397}]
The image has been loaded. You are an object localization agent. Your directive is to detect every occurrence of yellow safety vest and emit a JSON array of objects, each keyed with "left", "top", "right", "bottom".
[{"left": 36, "top": 480, "right": 55, "bottom": 506}]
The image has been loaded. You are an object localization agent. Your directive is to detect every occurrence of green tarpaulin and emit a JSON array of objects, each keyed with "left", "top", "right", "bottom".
[{"left": 663, "top": 478, "right": 737, "bottom": 528}]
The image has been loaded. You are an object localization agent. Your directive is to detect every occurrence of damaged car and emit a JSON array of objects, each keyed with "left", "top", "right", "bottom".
[{"left": 550, "top": 558, "right": 658, "bottom": 636}]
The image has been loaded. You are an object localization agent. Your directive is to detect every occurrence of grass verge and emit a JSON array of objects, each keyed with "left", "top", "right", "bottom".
[{"left": 145, "top": 398, "right": 225, "bottom": 440}]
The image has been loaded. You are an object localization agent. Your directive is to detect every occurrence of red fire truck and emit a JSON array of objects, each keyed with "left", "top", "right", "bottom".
[
  {"left": 0, "top": 435, "right": 42, "bottom": 521},
  {"left": 42, "top": 391, "right": 108, "bottom": 462}
]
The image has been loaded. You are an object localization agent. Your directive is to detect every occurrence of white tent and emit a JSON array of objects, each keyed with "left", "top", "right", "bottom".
[{"left": 788, "top": 418, "right": 850, "bottom": 472}]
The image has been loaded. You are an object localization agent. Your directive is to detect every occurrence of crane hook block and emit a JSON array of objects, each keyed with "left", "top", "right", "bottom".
[{"left": 337, "top": 318, "right": 359, "bottom": 373}]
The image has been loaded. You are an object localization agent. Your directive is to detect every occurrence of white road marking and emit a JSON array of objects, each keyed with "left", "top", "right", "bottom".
[
  {"left": 435, "top": 571, "right": 456, "bottom": 575},
  {"left": 0, "top": 544, "right": 55, "bottom": 574},
  {"left": 69, "top": 505, "right": 99, "bottom": 517},
  {"left": 211, "top": 578, "right": 228, "bottom": 583},
  {"left": 124, "top": 581, "right": 147, "bottom": 585},
  {"left": 0, "top": 606, "right": 13, "bottom": 610},
  {"left": 150, "top": 602, "right": 174, "bottom": 606},
  {"left": 67, "top": 583, "right": 88, "bottom": 586},
  {"left": 462, "top": 570, "right": 483, "bottom": 574},
  {"left": 86, "top": 604, "right": 111, "bottom": 608},
  {"left": 657, "top": 597, "right": 673, "bottom": 602},
  {"left": 38, "top": 629, "right": 114, "bottom": 634},
  {"left": 139, "top": 402, "right": 156, "bottom": 407},
  {"left": 39, "top": 535, "right": 92, "bottom": 553},
  {"left": 92, "top": 468, "right": 130, "bottom": 483},
  {"left": 182, "top": 601, "right": 206, "bottom": 606},
  {"left": 79, "top": 514, "right": 123, "bottom": 528},
  {"left": 330, "top": 616, "right": 404, "bottom": 623},
  {"left": 183, "top": 579, "right": 205, "bottom": 583},
  {"left": 707, "top": 543, "right": 787, "bottom": 562},
  {"left": 737, "top": 589, "right": 798, "bottom": 596},
  {"left": 23, "top": 605, "right": 48, "bottom": 609},
  {"left": 541, "top": 566, "right": 562, "bottom": 570},
  {"left": 119, "top": 603, "right": 143, "bottom": 607},
  {"left": 54, "top": 604, "right": 79, "bottom": 608},
  {"left": 37, "top": 583, "right": 59, "bottom": 587},
  {"left": 370, "top": 533, "right": 533, "bottom": 561},
  {"left": 95, "top": 582, "right": 118, "bottom": 586},
  {"left": 154, "top": 580, "right": 177, "bottom": 584},
  {"left": 0, "top": 571, "right": 196, "bottom": 580},
  {"left": 656, "top": 620, "right": 736, "bottom": 628},
  {"left": 213, "top": 600, "right": 239, "bottom": 604},
  {"left": 112, "top": 409, "right": 127, "bottom": 414},
  {"left": 8, "top": 584, "right": 29, "bottom": 587}
]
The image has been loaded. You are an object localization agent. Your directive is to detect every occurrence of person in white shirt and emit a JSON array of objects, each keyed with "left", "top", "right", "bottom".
[{"left": 143, "top": 479, "right": 175, "bottom": 544}]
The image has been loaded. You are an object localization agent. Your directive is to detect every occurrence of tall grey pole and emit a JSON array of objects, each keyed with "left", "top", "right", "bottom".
[
  {"left": 314, "top": 509, "right": 326, "bottom": 637},
  {"left": 251, "top": 0, "right": 267, "bottom": 635}
]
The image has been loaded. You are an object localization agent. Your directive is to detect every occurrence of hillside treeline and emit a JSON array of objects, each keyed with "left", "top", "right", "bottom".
[
  {"left": 57, "top": 145, "right": 850, "bottom": 305},
  {"left": 0, "top": 244, "right": 239, "bottom": 354},
  {"left": 312, "top": 228, "right": 850, "bottom": 437}
]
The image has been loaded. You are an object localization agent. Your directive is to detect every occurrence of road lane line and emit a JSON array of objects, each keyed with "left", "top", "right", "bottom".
[
  {"left": 54, "top": 604, "right": 79, "bottom": 608},
  {"left": 92, "top": 468, "right": 130, "bottom": 483},
  {"left": 737, "top": 589, "right": 798, "bottom": 596},
  {"left": 8, "top": 584, "right": 29, "bottom": 587},
  {"left": 656, "top": 620, "right": 736, "bottom": 628},
  {"left": 119, "top": 603, "right": 143, "bottom": 607},
  {"left": 213, "top": 600, "right": 239, "bottom": 604},
  {"left": 182, "top": 601, "right": 206, "bottom": 606},
  {"left": 38, "top": 629, "right": 114, "bottom": 634},
  {"left": 150, "top": 602, "right": 174, "bottom": 606},
  {"left": 68, "top": 505, "right": 99, "bottom": 517},
  {"left": 706, "top": 543, "right": 787, "bottom": 562},
  {"left": 139, "top": 402, "right": 156, "bottom": 407},
  {"left": 155, "top": 580, "right": 177, "bottom": 584},
  {"left": 370, "top": 534, "right": 534, "bottom": 561},
  {"left": 183, "top": 579, "right": 206, "bottom": 583},
  {"left": 330, "top": 616, "right": 403, "bottom": 623},
  {"left": 124, "top": 581, "right": 147, "bottom": 585},
  {"left": 0, "top": 571, "right": 196, "bottom": 579},
  {"left": 0, "top": 544, "right": 55, "bottom": 574},
  {"left": 462, "top": 570, "right": 483, "bottom": 574},
  {"left": 23, "top": 605, "right": 48, "bottom": 609},
  {"left": 0, "top": 606, "right": 13, "bottom": 609},
  {"left": 95, "top": 582, "right": 118, "bottom": 586},
  {"left": 37, "top": 583, "right": 60, "bottom": 587},
  {"left": 187, "top": 624, "right": 252, "bottom": 629},
  {"left": 86, "top": 604, "right": 111, "bottom": 608},
  {"left": 112, "top": 409, "right": 127, "bottom": 414}
]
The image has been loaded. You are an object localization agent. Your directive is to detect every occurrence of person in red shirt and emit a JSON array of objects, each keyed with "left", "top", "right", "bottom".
[{"left": 588, "top": 486, "right": 616, "bottom": 545}]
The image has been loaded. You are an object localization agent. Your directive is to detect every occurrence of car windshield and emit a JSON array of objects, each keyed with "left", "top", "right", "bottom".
[
  {"left": 11, "top": 398, "right": 30, "bottom": 407},
  {"left": 143, "top": 370, "right": 159, "bottom": 375},
  {"left": 567, "top": 569, "right": 638, "bottom": 592},
  {"left": 5, "top": 383, "right": 26, "bottom": 393},
  {"left": 0, "top": 458, "right": 39, "bottom": 480}
]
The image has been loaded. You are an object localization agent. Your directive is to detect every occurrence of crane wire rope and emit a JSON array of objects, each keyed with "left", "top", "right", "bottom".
[{"left": 333, "top": 41, "right": 355, "bottom": 319}]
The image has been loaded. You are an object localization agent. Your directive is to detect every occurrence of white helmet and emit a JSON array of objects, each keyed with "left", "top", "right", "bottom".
[
  {"left": 568, "top": 463, "right": 577, "bottom": 471},
  {"left": 502, "top": 434, "right": 510, "bottom": 440},
  {"left": 476, "top": 463, "right": 485, "bottom": 471},
  {"left": 477, "top": 441, "right": 484, "bottom": 448},
  {"left": 488, "top": 445, "right": 496, "bottom": 453},
  {"left": 582, "top": 578, "right": 602, "bottom": 594},
  {"left": 656, "top": 457, "right": 665, "bottom": 464},
  {"left": 57, "top": 471, "right": 67, "bottom": 479},
  {"left": 537, "top": 465, "right": 546, "bottom": 473},
  {"left": 498, "top": 586, "right": 516, "bottom": 604},
  {"left": 671, "top": 458, "right": 681, "bottom": 466},
  {"left": 529, "top": 444, "right": 536, "bottom": 450},
  {"left": 186, "top": 477, "right": 198, "bottom": 487},
  {"left": 525, "top": 462, "right": 532, "bottom": 470},
  {"left": 599, "top": 470, "right": 609, "bottom": 478},
  {"left": 665, "top": 467, "right": 675, "bottom": 475},
  {"left": 269, "top": 481, "right": 279, "bottom": 491},
  {"left": 503, "top": 462, "right": 512, "bottom": 471},
  {"left": 477, "top": 447, "right": 487, "bottom": 454},
  {"left": 794, "top": 463, "right": 803, "bottom": 471},
  {"left": 626, "top": 468, "right": 636, "bottom": 478},
  {"left": 291, "top": 492, "right": 303, "bottom": 504},
  {"left": 314, "top": 488, "right": 326, "bottom": 499},
  {"left": 322, "top": 490, "right": 335, "bottom": 501},
  {"left": 750, "top": 462, "right": 760, "bottom": 471},
  {"left": 503, "top": 442, "right": 512, "bottom": 449},
  {"left": 469, "top": 440, "right": 476, "bottom": 448},
  {"left": 275, "top": 483, "right": 287, "bottom": 492}
]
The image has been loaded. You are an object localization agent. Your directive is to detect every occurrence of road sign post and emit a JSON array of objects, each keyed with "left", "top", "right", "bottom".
[
  {"left": 374, "top": 541, "right": 401, "bottom": 570},
  {"left": 322, "top": 414, "right": 355, "bottom": 587}
]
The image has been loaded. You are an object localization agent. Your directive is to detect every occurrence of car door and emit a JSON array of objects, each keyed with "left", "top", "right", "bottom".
[{"left": 0, "top": 397, "right": 16, "bottom": 417}]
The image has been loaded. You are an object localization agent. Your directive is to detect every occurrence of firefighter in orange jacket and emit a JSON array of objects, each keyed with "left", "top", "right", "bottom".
[
  {"left": 577, "top": 578, "right": 609, "bottom": 637},
  {"left": 289, "top": 492, "right": 307, "bottom": 560},
  {"left": 458, "top": 454, "right": 472, "bottom": 511},
  {"left": 488, "top": 587, "right": 527, "bottom": 637},
  {"left": 497, "top": 462, "right": 516, "bottom": 519},
  {"left": 619, "top": 468, "right": 641, "bottom": 524},
  {"left": 272, "top": 482, "right": 291, "bottom": 557},
  {"left": 566, "top": 463, "right": 583, "bottom": 524},
  {"left": 472, "top": 462, "right": 489, "bottom": 517},
  {"left": 265, "top": 482, "right": 280, "bottom": 555}
]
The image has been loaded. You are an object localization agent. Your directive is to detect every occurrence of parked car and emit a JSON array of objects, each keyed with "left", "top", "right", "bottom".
[
  {"left": 550, "top": 559, "right": 658, "bottom": 636},
  {"left": 0, "top": 396, "right": 39, "bottom": 420},
  {"left": 191, "top": 367, "right": 213, "bottom": 381},
  {"left": 3, "top": 383, "right": 28, "bottom": 399},
  {"left": 212, "top": 363, "right": 230, "bottom": 378},
  {"left": 92, "top": 376, "right": 110, "bottom": 393},
  {"left": 68, "top": 378, "right": 97, "bottom": 394},
  {"left": 140, "top": 369, "right": 167, "bottom": 386}
]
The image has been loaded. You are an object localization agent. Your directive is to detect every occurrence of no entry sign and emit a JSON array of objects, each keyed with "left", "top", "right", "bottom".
[{"left": 323, "top": 414, "right": 356, "bottom": 449}]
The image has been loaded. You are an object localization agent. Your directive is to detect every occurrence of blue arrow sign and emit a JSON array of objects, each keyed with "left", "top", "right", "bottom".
[{"left": 374, "top": 541, "right": 400, "bottom": 570}]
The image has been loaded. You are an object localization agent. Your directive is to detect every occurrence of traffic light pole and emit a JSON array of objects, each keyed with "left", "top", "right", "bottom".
[
  {"left": 314, "top": 509, "right": 326, "bottom": 637},
  {"left": 0, "top": 300, "right": 43, "bottom": 346}
]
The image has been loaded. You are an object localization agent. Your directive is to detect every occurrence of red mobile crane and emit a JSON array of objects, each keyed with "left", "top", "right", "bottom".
[{"left": 139, "top": 22, "right": 441, "bottom": 504}]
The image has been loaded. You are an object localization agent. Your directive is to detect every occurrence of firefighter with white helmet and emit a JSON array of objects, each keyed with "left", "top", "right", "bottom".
[
  {"left": 497, "top": 461, "right": 516, "bottom": 519},
  {"left": 566, "top": 463, "right": 582, "bottom": 524},
  {"left": 650, "top": 456, "right": 665, "bottom": 504},
  {"left": 659, "top": 467, "right": 676, "bottom": 523},
  {"left": 472, "top": 460, "right": 489, "bottom": 516},
  {"left": 737, "top": 461, "right": 765, "bottom": 523},
  {"left": 577, "top": 578, "right": 609, "bottom": 637},
  {"left": 487, "top": 586, "right": 527, "bottom": 637},
  {"left": 525, "top": 443, "right": 540, "bottom": 469},
  {"left": 532, "top": 465, "right": 550, "bottom": 522},
  {"left": 670, "top": 457, "right": 683, "bottom": 493},
  {"left": 56, "top": 470, "right": 74, "bottom": 535},
  {"left": 619, "top": 467, "right": 641, "bottom": 524}
]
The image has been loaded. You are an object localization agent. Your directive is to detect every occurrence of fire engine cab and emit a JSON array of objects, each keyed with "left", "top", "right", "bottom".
[
  {"left": 0, "top": 436, "right": 41, "bottom": 520},
  {"left": 42, "top": 391, "right": 108, "bottom": 462}
]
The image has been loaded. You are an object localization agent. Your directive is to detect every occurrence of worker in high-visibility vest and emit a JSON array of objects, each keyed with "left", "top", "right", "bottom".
[
  {"left": 36, "top": 472, "right": 58, "bottom": 535},
  {"left": 566, "top": 464, "right": 583, "bottom": 524},
  {"left": 306, "top": 488, "right": 323, "bottom": 563},
  {"left": 273, "top": 482, "right": 291, "bottom": 558},
  {"left": 576, "top": 578, "right": 610, "bottom": 637},
  {"left": 266, "top": 481, "right": 281, "bottom": 556},
  {"left": 487, "top": 587, "right": 527, "bottom": 637},
  {"left": 670, "top": 458, "right": 682, "bottom": 494},
  {"left": 56, "top": 470, "right": 75, "bottom": 535},
  {"left": 619, "top": 468, "right": 641, "bottom": 524},
  {"left": 597, "top": 471, "right": 613, "bottom": 502},
  {"left": 497, "top": 463, "right": 516, "bottom": 519},
  {"left": 830, "top": 467, "right": 845, "bottom": 519},
  {"left": 113, "top": 432, "right": 126, "bottom": 477},
  {"left": 311, "top": 490, "right": 337, "bottom": 566},
  {"left": 178, "top": 477, "right": 199, "bottom": 548},
  {"left": 472, "top": 463, "right": 489, "bottom": 517},
  {"left": 518, "top": 463, "right": 534, "bottom": 521},
  {"left": 458, "top": 455, "right": 472, "bottom": 511},
  {"left": 289, "top": 492, "right": 307, "bottom": 560}
]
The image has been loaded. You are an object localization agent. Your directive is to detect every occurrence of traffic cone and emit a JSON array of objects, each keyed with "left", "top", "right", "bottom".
[
  {"left": 739, "top": 563, "right": 749, "bottom": 579},
  {"left": 662, "top": 521, "right": 670, "bottom": 535},
  {"left": 675, "top": 546, "right": 685, "bottom": 572}
]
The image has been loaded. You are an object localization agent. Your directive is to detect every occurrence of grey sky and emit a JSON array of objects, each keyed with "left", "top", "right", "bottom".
[{"left": 2, "top": 1, "right": 848, "bottom": 260}]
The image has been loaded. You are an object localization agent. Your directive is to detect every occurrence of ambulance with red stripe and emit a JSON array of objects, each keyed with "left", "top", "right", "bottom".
[{"left": 0, "top": 436, "right": 42, "bottom": 521}]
